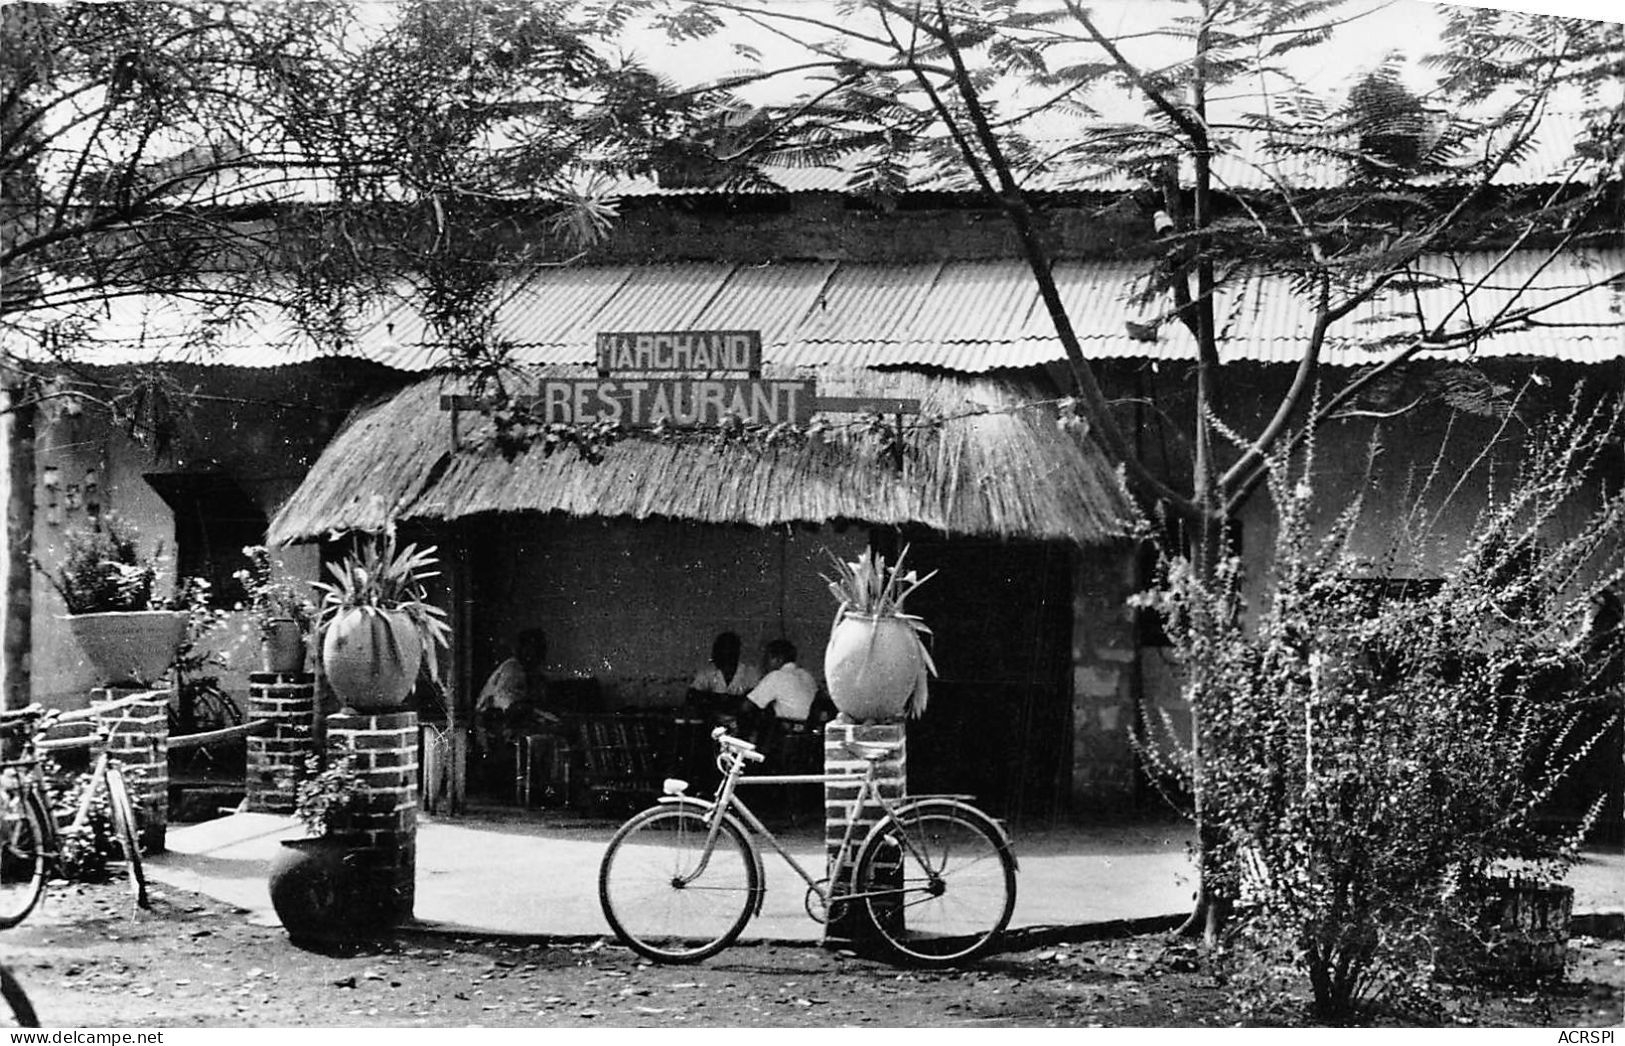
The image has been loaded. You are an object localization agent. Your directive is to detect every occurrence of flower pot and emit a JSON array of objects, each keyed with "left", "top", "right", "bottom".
[
  {"left": 64, "top": 610, "right": 187, "bottom": 686},
  {"left": 268, "top": 837, "right": 398, "bottom": 943},
  {"left": 259, "top": 618, "right": 307, "bottom": 675},
  {"left": 824, "top": 613, "right": 928, "bottom": 721},
  {"left": 321, "top": 607, "right": 423, "bottom": 712}
]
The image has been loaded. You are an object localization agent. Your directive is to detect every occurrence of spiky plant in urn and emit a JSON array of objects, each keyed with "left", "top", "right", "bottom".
[
  {"left": 822, "top": 547, "right": 937, "bottom": 722},
  {"left": 312, "top": 527, "right": 450, "bottom": 712}
]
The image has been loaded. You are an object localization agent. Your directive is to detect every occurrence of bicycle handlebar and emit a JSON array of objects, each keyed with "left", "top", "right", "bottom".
[{"left": 710, "top": 726, "right": 766, "bottom": 763}]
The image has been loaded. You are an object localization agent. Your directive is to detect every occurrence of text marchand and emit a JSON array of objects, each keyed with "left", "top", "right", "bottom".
[{"left": 535, "top": 378, "right": 813, "bottom": 427}]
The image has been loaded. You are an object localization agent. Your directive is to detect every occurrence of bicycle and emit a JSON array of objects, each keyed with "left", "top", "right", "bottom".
[
  {"left": 598, "top": 727, "right": 1017, "bottom": 967},
  {"left": 0, "top": 696, "right": 153, "bottom": 928}
]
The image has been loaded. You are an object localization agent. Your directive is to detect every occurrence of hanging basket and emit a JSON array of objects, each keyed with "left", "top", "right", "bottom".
[
  {"left": 824, "top": 613, "right": 930, "bottom": 722},
  {"left": 320, "top": 608, "right": 422, "bottom": 712},
  {"left": 64, "top": 610, "right": 187, "bottom": 686}
]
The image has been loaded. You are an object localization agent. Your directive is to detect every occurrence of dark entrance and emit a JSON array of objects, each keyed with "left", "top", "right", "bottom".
[{"left": 884, "top": 532, "right": 1074, "bottom": 827}]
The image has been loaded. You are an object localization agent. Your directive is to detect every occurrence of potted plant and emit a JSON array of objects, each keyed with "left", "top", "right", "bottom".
[
  {"left": 312, "top": 527, "right": 451, "bottom": 712},
  {"left": 234, "top": 545, "right": 316, "bottom": 675},
  {"left": 821, "top": 546, "right": 938, "bottom": 721},
  {"left": 45, "top": 515, "right": 187, "bottom": 686},
  {"left": 266, "top": 742, "right": 382, "bottom": 942}
]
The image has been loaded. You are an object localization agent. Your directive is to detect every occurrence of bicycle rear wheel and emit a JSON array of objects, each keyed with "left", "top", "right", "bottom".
[
  {"left": 103, "top": 766, "right": 150, "bottom": 909},
  {"left": 599, "top": 804, "right": 758, "bottom": 963},
  {"left": 0, "top": 788, "right": 48, "bottom": 930},
  {"left": 852, "top": 797, "right": 1017, "bottom": 967}
]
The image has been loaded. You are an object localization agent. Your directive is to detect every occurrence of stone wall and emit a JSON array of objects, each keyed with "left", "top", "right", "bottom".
[{"left": 1068, "top": 543, "right": 1143, "bottom": 812}]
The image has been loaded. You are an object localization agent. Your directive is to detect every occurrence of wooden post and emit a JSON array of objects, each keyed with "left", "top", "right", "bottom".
[{"left": 2, "top": 384, "right": 35, "bottom": 711}]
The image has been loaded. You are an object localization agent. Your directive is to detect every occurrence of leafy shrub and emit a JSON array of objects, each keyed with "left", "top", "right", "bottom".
[
  {"left": 1133, "top": 392, "right": 1624, "bottom": 1019},
  {"left": 42, "top": 756, "right": 129, "bottom": 882},
  {"left": 288, "top": 739, "right": 367, "bottom": 838},
  {"left": 50, "top": 515, "right": 159, "bottom": 613}
]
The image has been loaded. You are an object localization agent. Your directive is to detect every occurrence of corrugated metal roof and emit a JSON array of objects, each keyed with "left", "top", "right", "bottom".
[
  {"left": 6, "top": 250, "right": 1618, "bottom": 372},
  {"left": 603, "top": 115, "right": 1603, "bottom": 197}
]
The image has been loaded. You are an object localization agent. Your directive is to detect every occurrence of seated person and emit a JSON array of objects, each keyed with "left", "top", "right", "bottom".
[
  {"left": 686, "top": 631, "right": 761, "bottom": 713},
  {"left": 474, "top": 628, "right": 563, "bottom": 799},
  {"left": 744, "top": 639, "right": 818, "bottom": 731}
]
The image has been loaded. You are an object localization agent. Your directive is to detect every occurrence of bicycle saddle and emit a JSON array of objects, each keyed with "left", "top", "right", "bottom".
[{"left": 845, "top": 741, "right": 900, "bottom": 762}]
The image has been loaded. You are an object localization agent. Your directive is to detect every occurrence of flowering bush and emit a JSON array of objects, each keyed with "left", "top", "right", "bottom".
[{"left": 1133, "top": 393, "right": 1624, "bottom": 1019}]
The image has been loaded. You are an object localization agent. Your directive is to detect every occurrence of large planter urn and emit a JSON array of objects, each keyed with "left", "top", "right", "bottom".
[
  {"left": 65, "top": 610, "right": 187, "bottom": 686},
  {"left": 824, "top": 613, "right": 928, "bottom": 722},
  {"left": 259, "top": 618, "right": 307, "bottom": 675},
  {"left": 320, "top": 608, "right": 422, "bottom": 712},
  {"left": 268, "top": 838, "right": 398, "bottom": 943}
]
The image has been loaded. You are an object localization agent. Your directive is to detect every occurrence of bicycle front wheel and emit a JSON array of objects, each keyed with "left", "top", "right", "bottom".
[
  {"left": 599, "top": 804, "right": 758, "bottom": 963},
  {"left": 103, "top": 766, "right": 150, "bottom": 909},
  {"left": 0, "top": 789, "right": 48, "bottom": 929},
  {"left": 853, "top": 798, "right": 1017, "bottom": 967}
]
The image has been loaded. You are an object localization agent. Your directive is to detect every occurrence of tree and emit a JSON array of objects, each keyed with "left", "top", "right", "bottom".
[
  {"left": 631, "top": 0, "right": 1624, "bottom": 939},
  {"left": 1, "top": 0, "right": 704, "bottom": 706}
]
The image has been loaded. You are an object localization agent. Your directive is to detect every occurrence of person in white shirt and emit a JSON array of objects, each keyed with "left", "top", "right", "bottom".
[
  {"left": 746, "top": 639, "right": 818, "bottom": 724},
  {"left": 688, "top": 631, "right": 761, "bottom": 708}
]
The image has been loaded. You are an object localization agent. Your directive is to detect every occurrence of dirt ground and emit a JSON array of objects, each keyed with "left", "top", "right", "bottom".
[{"left": 0, "top": 878, "right": 1620, "bottom": 1028}]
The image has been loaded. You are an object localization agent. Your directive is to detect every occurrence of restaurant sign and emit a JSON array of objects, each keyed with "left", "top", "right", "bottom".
[
  {"left": 440, "top": 330, "right": 816, "bottom": 428},
  {"left": 596, "top": 330, "right": 761, "bottom": 375},
  {"left": 568, "top": 329, "right": 812, "bottom": 426},
  {"left": 515, "top": 377, "right": 814, "bottom": 427}
]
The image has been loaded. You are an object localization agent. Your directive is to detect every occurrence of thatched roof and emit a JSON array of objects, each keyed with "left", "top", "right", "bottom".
[{"left": 266, "top": 367, "right": 1133, "bottom": 546}]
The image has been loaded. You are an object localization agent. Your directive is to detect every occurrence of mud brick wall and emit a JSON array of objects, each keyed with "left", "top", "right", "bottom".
[
  {"left": 325, "top": 711, "right": 418, "bottom": 928},
  {"left": 823, "top": 719, "right": 906, "bottom": 948},
  {"left": 244, "top": 673, "right": 316, "bottom": 813},
  {"left": 93, "top": 687, "right": 168, "bottom": 854}
]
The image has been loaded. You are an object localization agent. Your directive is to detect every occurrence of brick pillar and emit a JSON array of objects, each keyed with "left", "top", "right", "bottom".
[
  {"left": 325, "top": 710, "right": 418, "bottom": 930},
  {"left": 822, "top": 718, "right": 906, "bottom": 949},
  {"left": 244, "top": 673, "right": 316, "bottom": 813},
  {"left": 94, "top": 687, "right": 168, "bottom": 854}
]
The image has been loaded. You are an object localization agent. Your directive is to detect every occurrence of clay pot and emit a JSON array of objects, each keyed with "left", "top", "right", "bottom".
[
  {"left": 267, "top": 837, "right": 399, "bottom": 943},
  {"left": 824, "top": 613, "right": 927, "bottom": 721},
  {"left": 65, "top": 610, "right": 187, "bottom": 686},
  {"left": 320, "top": 608, "right": 422, "bottom": 712},
  {"left": 259, "top": 618, "right": 307, "bottom": 675}
]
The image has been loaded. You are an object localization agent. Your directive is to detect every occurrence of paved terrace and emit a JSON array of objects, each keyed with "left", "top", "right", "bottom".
[{"left": 147, "top": 811, "right": 1625, "bottom": 944}]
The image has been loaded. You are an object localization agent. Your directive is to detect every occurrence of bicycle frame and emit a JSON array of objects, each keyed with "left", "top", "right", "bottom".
[
  {"left": 3, "top": 696, "right": 152, "bottom": 865},
  {"left": 660, "top": 742, "right": 931, "bottom": 915}
]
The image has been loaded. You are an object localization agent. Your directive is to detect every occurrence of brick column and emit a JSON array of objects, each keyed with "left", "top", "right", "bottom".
[
  {"left": 325, "top": 710, "right": 418, "bottom": 930},
  {"left": 94, "top": 686, "right": 168, "bottom": 854},
  {"left": 245, "top": 673, "right": 316, "bottom": 813},
  {"left": 822, "top": 718, "right": 906, "bottom": 949}
]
